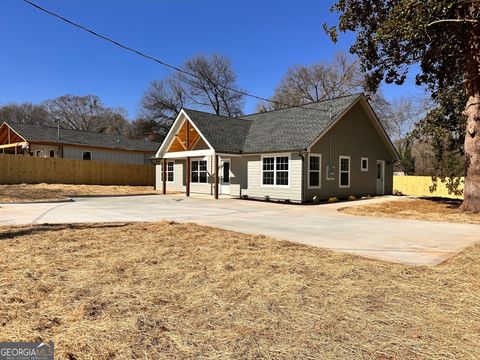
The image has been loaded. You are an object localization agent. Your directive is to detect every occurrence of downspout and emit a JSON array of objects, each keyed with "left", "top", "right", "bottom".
[{"left": 298, "top": 149, "right": 308, "bottom": 203}]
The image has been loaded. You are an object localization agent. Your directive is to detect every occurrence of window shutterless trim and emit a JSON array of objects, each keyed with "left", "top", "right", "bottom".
[
  {"left": 260, "top": 153, "right": 291, "bottom": 188},
  {"left": 82, "top": 151, "right": 92, "bottom": 161},
  {"left": 307, "top": 153, "right": 322, "bottom": 189},
  {"left": 339, "top": 155, "right": 350, "bottom": 188},
  {"left": 361, "top": 156, "right": 369, "bottom": 172},
  {"left": 190, "top": 157, "right": 209, "bottom": 184},
  {"left": 166, "top": 160, "right": 175, "bottom": 183}
]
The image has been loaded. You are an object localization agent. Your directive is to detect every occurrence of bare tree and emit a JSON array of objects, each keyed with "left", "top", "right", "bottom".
[
  {"left": 43, "top": 95, "right": 129, "bottom": 134},
  {"left": 179, "top": 54, "right": 244, "bottom": 116},
  {"left": 138, "top": 53, "right": 245, "bottom": 140},
  {"left": 258, "top": 52, "right": 364, "bottom": 111},
  {"left": 0, "top": 103, "right": 50, "bottom": 125}
]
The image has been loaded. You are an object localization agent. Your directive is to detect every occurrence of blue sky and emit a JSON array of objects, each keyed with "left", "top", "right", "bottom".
[{"left": 1, "top": 0, "right": 422, "bottom": 119}]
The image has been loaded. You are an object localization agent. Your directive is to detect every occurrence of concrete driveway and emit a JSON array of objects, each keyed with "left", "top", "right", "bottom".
[{"left": 1, "top": 195, "right": 479, "bottom": 265}]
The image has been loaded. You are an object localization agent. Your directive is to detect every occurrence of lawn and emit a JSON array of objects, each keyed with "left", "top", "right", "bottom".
[
  {"left": 0, "top": 183, "right": 157, "bottom": 203},
  {"left": 0, "top": 222, "right": 479, "bottom": 359},
  {"left": 339, "top": 197, "right": 480, "bottom": 224}
]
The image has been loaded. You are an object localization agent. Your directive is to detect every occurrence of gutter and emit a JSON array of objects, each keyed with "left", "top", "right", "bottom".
[{"left": 298, "top": 149, "right": 308, "bottom": 203}]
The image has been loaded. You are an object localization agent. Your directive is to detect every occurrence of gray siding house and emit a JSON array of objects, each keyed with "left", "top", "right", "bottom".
[
  {"left": 0, "top": 121, "right": 159, "bottom": 165},
  {"left": 154, "top": 93, "right": 399, "bottom": 202}
]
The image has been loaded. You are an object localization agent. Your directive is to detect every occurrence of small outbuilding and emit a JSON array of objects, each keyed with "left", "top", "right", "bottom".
[{"left": 154, "top": 93, "right": 399, "bottom": 202}]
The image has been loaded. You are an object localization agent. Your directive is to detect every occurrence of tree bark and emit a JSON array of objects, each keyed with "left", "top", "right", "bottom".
[{"left": 460, "top": 7, "right": 480, "bottom": 212}]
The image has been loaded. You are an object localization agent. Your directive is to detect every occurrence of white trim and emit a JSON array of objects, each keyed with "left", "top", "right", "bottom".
[
  {"left": 260, "top": 153, "right": 291, "bottom": 188},
  {"left": 190, "top": 157, "right": 209, "bottom": 184},
  {"left": 166, "top": 160, "right": 175, "bottom": 183},
  {"left": 339, "top": 155, "right": 350, "bottom": 188},
  {"left": 361, "top": 156, "right": 369, "bottom": 172},
  {"left": 156, "top": 110, "right": 215, "bottom": 158},
  {"left": 163, "top": 149, "right": 214, "bottom": 159},
  {"left": 307, "top": 153, "right": 322, "bottom": 189},
  {"left": 82, "top": 150, "right": 92, "bottom": 161}
]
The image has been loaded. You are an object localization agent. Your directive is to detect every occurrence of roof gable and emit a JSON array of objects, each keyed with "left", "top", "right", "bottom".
[{"left": 157, "top": 93, "right": 398, "bottom": 158}]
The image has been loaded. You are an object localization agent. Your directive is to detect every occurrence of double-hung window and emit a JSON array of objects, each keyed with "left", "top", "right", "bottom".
[
  {"left": 166, "top": 161, "right": 174, "bottom": 182},
  {"left": 262, "top": 155, "right": 289, "bottom": 186},
  {"left": 308, "top": 154, "right": 321, "bottom": 188},
  {"left": 339, "top": 155, "right": 350, "bottom": 188},
  {"left": 191, "top": 159, "right": 208, "bottom": 183}
]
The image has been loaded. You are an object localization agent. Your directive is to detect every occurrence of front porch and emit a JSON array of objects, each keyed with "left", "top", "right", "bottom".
[{"left": 157, "top": 150, "right": 239, "bottom": 200}]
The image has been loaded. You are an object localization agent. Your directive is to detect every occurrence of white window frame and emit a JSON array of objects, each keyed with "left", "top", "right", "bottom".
[
  {"left": 339, "top": 155, "right": 351, "bottom": 188},
  {"left": 166, "top": 161, "right": 175, "bottom": 183},
  {"left": 49, "top": 149, "right": 56, "bottom": 158},
  {"left": 82, "top": 151, "right": 92, "bottom": 161},
  {"left": 308, "top": 153, "right": 322, "bottom": 189},
  {"left": 190, "top": 157, "right": 209, "bottom": 184},
  {"left": 361, "top": 157, "right": 369, "bottom": 172},
  {"left": 260, "top": 153, "right": 291, "bottom": 188}
]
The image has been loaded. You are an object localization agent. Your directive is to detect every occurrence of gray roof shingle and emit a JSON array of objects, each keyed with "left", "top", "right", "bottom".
[
  {"left": 182, "top": 93, "right": 361, "bottom": 154},
  {"left": 4, "top": 122, "right": 160, "bottom": 152}
]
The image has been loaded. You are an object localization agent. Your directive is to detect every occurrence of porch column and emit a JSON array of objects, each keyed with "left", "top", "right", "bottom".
[
  {"left": 186, "top": 157, "right": 190, "bottom": 197},
  {"left": 214, "top": 154, "right": 219, "bottom": 199},
  {"left": 162, "top": 158, "right": 167, "bottom": 195}
]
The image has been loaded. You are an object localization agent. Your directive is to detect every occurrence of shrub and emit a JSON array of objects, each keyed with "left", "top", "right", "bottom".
[
  {"left": 312, "top": 195, "right": 321, "bottom": 204},
  {"left": 348, "top": 195, "right": 356, "bottom": 201},
  {"left": 328, "top": 197, "right": 338, "bottom": 203},
  {"left": 284, "top": 199, "right": 291, "bottom": 204},
  {"left": 264, "top": 195, "right": 270, "bottom": 202},
  {"left": 241, "top": 194, "right": 249, "bottom": 200},
  {"left": 393, "top": 190, "right": 404, "bottom": 196}
]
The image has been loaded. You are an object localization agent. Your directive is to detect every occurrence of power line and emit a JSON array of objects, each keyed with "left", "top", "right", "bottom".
[{"left": 22, "top": 0, "right": 332, "bottom": 114}]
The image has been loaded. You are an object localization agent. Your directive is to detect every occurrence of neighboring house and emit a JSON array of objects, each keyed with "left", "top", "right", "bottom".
[
  {"left": 154, "top": 93, "right": 399, "bottom": 202},
  {"left": 0, "top": 121, "right": 160, "bottom": 165}
]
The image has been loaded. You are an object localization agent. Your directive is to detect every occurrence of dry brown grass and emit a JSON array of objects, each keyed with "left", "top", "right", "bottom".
[
  {"left": 339, "top": 197, "right": 480, "bottom": 224},
  {"left": 0, "top": 222, "right": 479, "bottom": 359},
  {"left": 0, "top": 183, "right": 157, "bottom": 203}
]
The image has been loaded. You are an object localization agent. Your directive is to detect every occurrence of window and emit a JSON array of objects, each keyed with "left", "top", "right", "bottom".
[
  {"left": 361, "top": 157, "right": 368, "bottom": 172},
  {"left": 82, "top": 151, "right": 92, "bottom": 161},
  {"left": 222, "top": 161, "right": 230, "bottom": 183},
  {"left": 308, "top": 154, "right": 321, "bottom": 188},
  {"left": 262, "top": 157, "right": 275, "bottom": 185},
  {"left": 49, "top": 149, "right": 55, "bottom": 158},
  {"left": 339, "top": 155, "right": 350, "bottom": 188},
  {"left": 262, "top": 155, "right": 290, "bottom": 187},
  {"left": 191, "top": 159, "right": 208, "bottom": 183},
  {"left": 35, "top": 150, "right": 43, "bottom": 157},
  {"left": 166, "top": 161, "right": 174, "bottom": 182}
]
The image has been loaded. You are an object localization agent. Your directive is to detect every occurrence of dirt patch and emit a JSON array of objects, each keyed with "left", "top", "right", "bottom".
[
  {"left": 0, "top": 183, "right": 158, "bottom": 203},
  {"left": 339, "top": 197, "right": 480, "bottom": 224},
  {"left": 0, "top": 222, "right": 479, "bottom": 358}
]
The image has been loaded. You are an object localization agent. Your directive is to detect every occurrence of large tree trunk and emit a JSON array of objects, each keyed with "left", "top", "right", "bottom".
[{"left": 460, "top": 7, "right": 480, "bottom": 212}]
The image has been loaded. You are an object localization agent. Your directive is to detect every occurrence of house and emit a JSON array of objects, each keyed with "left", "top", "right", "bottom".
[
  {"left": 0, "top": 121, "right": 160, "bottom": 165},
  {"left": 153, "top": 93, "right": 399, "bottom": 202}
]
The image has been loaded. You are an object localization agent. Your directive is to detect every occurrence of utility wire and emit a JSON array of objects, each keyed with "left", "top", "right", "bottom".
[{"left": 22, "top": 0, "right": 334, "bottom": 114}]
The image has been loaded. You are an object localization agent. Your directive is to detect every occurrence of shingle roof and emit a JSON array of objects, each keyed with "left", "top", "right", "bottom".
[
  {"left": 182, "top": 93, "right": 362, "bottom": 154},
  {"left": 4, "top": 122, "right": 160, "bottom": 152},
  {"left": 182, "top": 109, "right": 252, "bottom": 153}
]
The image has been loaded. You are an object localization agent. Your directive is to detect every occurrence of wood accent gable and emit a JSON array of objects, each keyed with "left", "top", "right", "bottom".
[
  {"left": 0, "top": 123, "right": 25, "bottom": 145},
  {"left": 166, "top": 119, "right": 204, "bottom": 153}
]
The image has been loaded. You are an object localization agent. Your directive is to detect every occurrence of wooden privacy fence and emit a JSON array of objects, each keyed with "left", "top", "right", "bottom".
[
  {"left": 393, "top": 175, "right": 464, "bottom": 199},
  {"left": 0, "top": 154, "right": 154, "bottom": 186}
]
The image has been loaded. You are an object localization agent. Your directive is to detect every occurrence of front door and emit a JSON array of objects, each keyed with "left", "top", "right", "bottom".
[
  {"left": 376, "top": 160, "right": 385, "bottom": 195},
  {"left": 220, "top": 159, "right": 231, "bottom": 195}
]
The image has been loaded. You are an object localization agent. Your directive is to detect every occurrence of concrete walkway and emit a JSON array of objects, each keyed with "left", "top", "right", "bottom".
[{"left": 1, "top": 195, "right": 478, "bottom": 265}]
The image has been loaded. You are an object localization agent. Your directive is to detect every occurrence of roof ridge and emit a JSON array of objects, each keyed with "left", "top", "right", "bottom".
[
  {"left": 241, "top": 92, "right": 363, "bottom": 118},
  {"left": 183, "top": 108, "right": 252, "bottom": 122}
]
